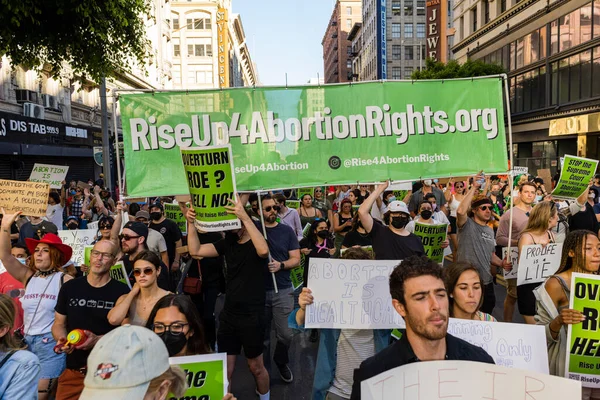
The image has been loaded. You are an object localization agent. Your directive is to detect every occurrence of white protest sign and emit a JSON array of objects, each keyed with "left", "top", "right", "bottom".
[
  {"left": 388, "top": 182, "right": 412, "bottom": 191},
  {"left": 360, "top": 360, "right": 581, "bottom": 400},
  {"left": 517, "top": 243, "right": 563, "bottom": 286},
  {"left": 305, "top": 258, "right": 405, "bottom": 329},
  {"left": 29, "top": 163, "right": 69, "bottom": 189},
  {"left": 502, "top": 247, "right": 519, "bottom": 280},
  {"left": 513, "top": 166, "right": 529, "bottom": 175},
  {"left": 57, "top": 229, "right": 97, "bottom": 266},
  {"left": 447, "top": 318, "right": 549, "bottom": 373},
  {"left": 87, "top": 220, "right": 99, "bottom": 231}
]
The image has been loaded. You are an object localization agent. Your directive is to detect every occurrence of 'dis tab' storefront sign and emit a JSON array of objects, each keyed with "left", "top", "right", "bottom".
[
  {"left": 426, "top": 0, "right": 447, "bottom": 62},
  {"left": 216, "top": 8, "right": 229, "bottom": 88}
]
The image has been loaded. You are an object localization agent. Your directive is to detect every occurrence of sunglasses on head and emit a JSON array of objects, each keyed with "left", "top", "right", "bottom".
[
  {"left": 264, "top": 205, "right": 280, "bottom": 212},
  {"left": 133, "top": 267, "right": 154, "bottom": 277}
]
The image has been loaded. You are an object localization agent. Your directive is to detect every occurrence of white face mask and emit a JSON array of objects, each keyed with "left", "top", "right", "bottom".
[
  {"left": 589, "top": 193, "right": 596, "bottom": 199},
  {"left": 16, "top": 257, "right": 27, "bottom": 265},
  {"left": 424, "top": 179, "right": 432, "bottom": 186}
]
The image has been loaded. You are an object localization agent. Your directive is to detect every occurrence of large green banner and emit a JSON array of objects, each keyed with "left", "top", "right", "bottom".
[
  {"left": 565, "top": 273, "right": 600, "bottom": 388},
  {"left": 120, "top": 79, "right": 508, "bottom": 196},
  {"left": 169, "top": 353, "right": 227, "bottom": 399},
  {"left": 552, "top": 155, "right": 598, "bottom": 200}
]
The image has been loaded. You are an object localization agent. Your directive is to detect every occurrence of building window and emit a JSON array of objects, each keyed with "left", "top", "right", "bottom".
[
  {"left": 392, "top": 1, "right": 401, "bottom": 15},
  {"left": 347, "top": 60, "right": 352, "bottom": 69},
  {"left": 392, "top": 67, "right": 401, "bottom": 79},
  {"left": 187, "top": 42, "right": 212, "bottom": 57},
  {"left": 404, "top": 67, "right": 414, "bottom": 79},
  {"left": 416, "top": 23, "right": 425, "bottom": 38},
  {"left": 405, "top": 1, "right": 414, "bottom": 16},
  {"left": 405, "top": 23, "right": 413, "bottom": 38},
  {"left": 500, "top": 0, "right": 506, "bottom": 13},
  {"left": 187, "top": 17, "right": 211, "bottom": 30},
  {"left": 483, "top": 0, "right": 489, "bottom": 24},
  {"left": 417, "top": 0, "right": 425, "bottom": 16},
  {"left": 346, "top": 6, "right": 352, "bottom": 15},
  {"left": 405, "top": 46, "right": 414, "bottom": 60},
  {"left": 347, "top": 46, "right": 352, "bottom": 56},
  {"left": 347, "top": 19, "right": 352, "bottom": 29},
  {"left": 173, "top": 44, "right": 180, "bottom": 57},
  {"left": 393, "top": 45, "right": 401, "bottom": 59},
  {"left": 173, "top": 18, "right": 179, "bottom": 30},
  {"left": 471, "top": 7, "right": 477, "bottom": 33},
  {"left": 392, "top": 23, "right": 401, "bottom": 38},
  {"left": 187, "top": 18, "right": 193, "bottom": 29}
]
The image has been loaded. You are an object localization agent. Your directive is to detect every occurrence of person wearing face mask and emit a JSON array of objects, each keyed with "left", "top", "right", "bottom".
[
  {"left": 148, "top": 203, "right": 183, "bottom": 277},
  {"left": 358, "top": 182, "right": 425, "bottom": 260},
  {"left": 423, "top": 193, "right": 450, "bottom": 225},
  {"left": 186, "top": 196, "right": 272, "bottom": 399},
  {"left": 300, "top": 219, "right": 335, "bottom": 286},
  {"left": 0, "top": 245, "right": 28, "bottom": 332},
  {"left": 408, "top": 178, "right": 447, "bottom": 218},
  {"left": 341, "top": 214, "right": 373, "bottom": 250},
  {"left": 405, "top": 201, "right": 451, "bottom": 246},
  {"left": 65, "top": 216, "right": 79, "bottom": 230},
  {"left": 108, "top": 251, "right": 170, "bottom": 327}
]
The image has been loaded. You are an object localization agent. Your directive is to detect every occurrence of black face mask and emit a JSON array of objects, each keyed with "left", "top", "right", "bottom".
[
  {"left": 420, "top": 210, "right": 433, "bottom": 220},
  {"left": 67, "top": 223, "right": 78, "bottom": 230},
  {"left": 150, "top": 212, "right": 162, "bottom": 221},
  {"left": 391, "top": 216, "right": 409, "bottom": 229},
  {"left": 158, "top": 331, "right": 187, "bottom": 357},
  {"left": 317, "top": 230, "right": 329, "bottom": 239}
]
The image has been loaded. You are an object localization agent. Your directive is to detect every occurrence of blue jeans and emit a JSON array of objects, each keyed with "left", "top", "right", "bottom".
[
  {"left": 25, "top": 332, "right": 66, "bottom": 379},
  {"left": 263, "top": 287, "right": 294, "bottom": 369}
]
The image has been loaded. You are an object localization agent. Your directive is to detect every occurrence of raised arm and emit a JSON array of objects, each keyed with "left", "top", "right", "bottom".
[
  {"left": 359, "top": 182, "right": 388, "bottom": 233},
  {"left": 0, "top": 209, "right": 33, "bottom": 285},
  {"left": 456, "top": 173, "right": 483, "bottom": 229},
  {"left": 186, "top": 209, "right": 219, "bottom": 258}
]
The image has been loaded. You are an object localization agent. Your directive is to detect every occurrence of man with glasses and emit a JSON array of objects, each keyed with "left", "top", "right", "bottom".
[
  {"left": 456, "top": 173, "right": 511, "bottom": 315},
  {"left": 261, "top": 194, "right": 301, "bottom": 383},
  {"left": 118, "top": 221, "right": 169, "bottom": 290},
  {"left": 52, "top": 240, "right": 130, "bottom": 399}
]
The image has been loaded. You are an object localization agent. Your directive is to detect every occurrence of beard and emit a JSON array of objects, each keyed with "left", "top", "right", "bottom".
[
  {"left": 404, "top": 310, "right": 448, "bottom": 341},
  {"left": 265, "top": 213, "right": 277, "bottom": 223}
]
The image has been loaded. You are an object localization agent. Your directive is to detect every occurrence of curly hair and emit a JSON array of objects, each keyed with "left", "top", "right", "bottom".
[
  {"left": 556, "top": 230, "right": 597, "bottom": 274},
  {"left": 389, "top": 255, "right": 444, "bottom": 305}
]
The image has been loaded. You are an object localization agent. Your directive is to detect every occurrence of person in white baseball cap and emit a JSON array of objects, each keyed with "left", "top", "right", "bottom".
[
  {"left": 81, "top": 324, "right": 186, "bottom": 400},
  {"left": 358, "top": 181, "right": 426, "bottom": 260}
]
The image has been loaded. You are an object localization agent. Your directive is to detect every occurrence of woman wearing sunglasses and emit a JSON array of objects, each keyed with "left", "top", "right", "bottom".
[
  {"left": 517, "top": 201, "right": 558, "bottom": 325},
  {"left": 445, "top": 178, "right": 467, "bottom": 261},
  {"left": 108, "top": 250, "right": 170, "bottom": 327}
]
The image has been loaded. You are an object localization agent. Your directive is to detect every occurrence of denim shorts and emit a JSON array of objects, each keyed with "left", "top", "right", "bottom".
[{"left": 25, "top": 332, "right": 66, "bottom": 379}]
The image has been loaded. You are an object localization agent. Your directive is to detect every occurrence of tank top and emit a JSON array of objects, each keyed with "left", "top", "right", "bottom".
[
  {"left": 449, "top": 195, "right": 461, "bottom": 217},
  {"left": 551, "top": 275, "right": 570, "bottom": 312},
  {"left": 299, "top": 206, "right": 319, "bottom": 227},
  {"left": 21, "top": 272, "right": 63, "bottom": 335},
  {"left": 337, "top": 213, "right": 353, "bottom": 233}
]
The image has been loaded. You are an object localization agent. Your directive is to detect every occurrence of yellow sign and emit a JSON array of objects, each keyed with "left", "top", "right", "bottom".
[
  {"left": 216, "top": 8, "right": 229, "bottom": 88},
  {"left": 549, "top": 113, "right": 600, "bottom": 136}
]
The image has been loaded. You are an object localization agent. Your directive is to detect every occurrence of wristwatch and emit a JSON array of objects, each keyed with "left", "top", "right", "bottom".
[{"left": 280, "top": 262, "right": 285, "bottom": 271}]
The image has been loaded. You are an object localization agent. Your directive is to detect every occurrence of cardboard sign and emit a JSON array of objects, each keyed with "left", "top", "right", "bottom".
[
  {"left": 502, "top": 247, "right": 519, "bottom": 280},
  {"left": 77, "top": 181, "right": 91, "bottom": 191},
  {"left": 57, "top": 229, "right": 97, "bottom": 266},
  {"left": 181, "top": 145, "right": 241, "bottom": 232},
  {"left": 413, "top": 223, "right": 447, "bottom": 263},
  {"left": 517, "top": 243, "right": 563, "bottom": 286},
  {"left": 552, "top": 155, "right": 599, "bottom": 200},
  {"left": 565, "top": 273, "right": 600, "bottom": 387},
  {"left": 29, "top": 163, "right": 69, "bottom": 189},
  {"left": 360, "top": 360, "right": 581, "bottom": 400},
  {"left": 537, "top": 168, "right": 553, "bottom": 194},
  {"left": 0, "top": 179, "right": 50, "bottom": 217},
  {"left": 305, "top": 258, "right": 405, "bottom": 329},
  {"left": 164, "top": 203, "right": 187, "bottom": 234},
  {"left": 169, "top": 353, "right": 227, "bottom": 399},
  {"left": 447, "top": 319, "right": 549, "bottom": 373}
]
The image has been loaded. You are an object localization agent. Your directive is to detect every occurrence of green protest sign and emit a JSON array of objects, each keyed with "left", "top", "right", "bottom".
[
  {"left": 565, "top": 273, "right": 600, "bottom": 387},
  {"left": 109, "top": 262, "right": 131, "bottom": 288},
  {"left": 552, "top": 155, "right": 599, "bottom": 200},
  {"left": 164, "top": 203, "right": 187, "bottom": 235},
  {"left": 413, "top": 222, "right": 447, "bottom": 263},
  {"left": 169, "top": 353, "right": 227, "bottom": 399},
  {"left": 287, "top": 200, "right": 300, "bottom": 210},
  {"left": 181, "top": 145, "right": 241, "bottom": 232},
  {"left": 291, "top": 256, "right": 305, "bottom": 290},
  {"left": 302, "top": 223, "right": 311, "bottom": 238},
  {"left": 297, "top": 188, "right": 314, "bottom": 200},
  {"left": 84, "top": 246, "right": 93, "bottom": 267},
  {"left": 120, "top": 79, "right": 508, "bottom": 196}
]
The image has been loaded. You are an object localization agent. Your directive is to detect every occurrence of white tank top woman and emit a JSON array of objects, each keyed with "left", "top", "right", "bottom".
[{"left": 449, "top": 194, "right": 461, "bottom": 217}]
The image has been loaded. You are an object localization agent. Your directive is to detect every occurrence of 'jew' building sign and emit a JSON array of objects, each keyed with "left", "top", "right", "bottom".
[{"left": 120, "top": 78, "right": 508, "bottom": 196}]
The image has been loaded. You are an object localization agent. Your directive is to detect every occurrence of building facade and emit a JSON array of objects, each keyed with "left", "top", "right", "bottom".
[
  {"left": 355, "top": 0, "right": 427, "bottom": 81},
  {"left": 322, "top": 0, "right": 363, "bottom": 83},
  {"left": 453, "top": 0, "right": 600, "bottom": 174}
]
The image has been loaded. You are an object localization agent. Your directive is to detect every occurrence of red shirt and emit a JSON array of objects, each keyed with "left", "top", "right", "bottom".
[{"left": 0, "top": 271, "right": 25, "bottom": 331}]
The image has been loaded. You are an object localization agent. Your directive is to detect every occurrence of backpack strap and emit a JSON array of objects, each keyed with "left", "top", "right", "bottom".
[{"left": 0, "top": 350, "right": 17, "bottom": 370}]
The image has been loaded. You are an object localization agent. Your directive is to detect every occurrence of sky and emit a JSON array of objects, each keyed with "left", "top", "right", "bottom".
[{"left": 233, "top": 0, "right": 335, "bottom": 86}]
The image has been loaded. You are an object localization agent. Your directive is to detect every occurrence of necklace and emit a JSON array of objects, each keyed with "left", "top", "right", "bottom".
[{"left": 34, "top": 269, "right": 56, "bottom": 278}]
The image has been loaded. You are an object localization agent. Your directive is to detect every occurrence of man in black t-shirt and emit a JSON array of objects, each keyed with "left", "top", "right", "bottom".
[
  {"left": 358, "top": 182, "right": 425, "bottom": 260},
  {"left": 149, "top": 202, "right": 182, "bottom": 271},
  {"left": 52, "top": 240, "right": 130, "bottom": 400},
  {"left": 187, "top": 196, "right": 272, "bottom": 399}
]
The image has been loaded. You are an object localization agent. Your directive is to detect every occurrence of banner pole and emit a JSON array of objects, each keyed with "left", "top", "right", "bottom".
[
  {"left": 503, "top": 74, "right": 515, "bottom": 261},
  {"left": 257, "top": 191, "right": 278, "bottom": 293},
  {"left": 113, "top": 95, "right": 123, "bottom": 202}
]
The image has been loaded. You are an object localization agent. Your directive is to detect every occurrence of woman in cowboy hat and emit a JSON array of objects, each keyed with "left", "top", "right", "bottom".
[{"left": 0, "top": 209, "right": 74, "bottom": 400}]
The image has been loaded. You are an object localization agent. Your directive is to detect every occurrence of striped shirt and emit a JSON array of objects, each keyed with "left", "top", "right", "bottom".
[{"left": 329, "top": 329, "right": 375, "bottom": 399}]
